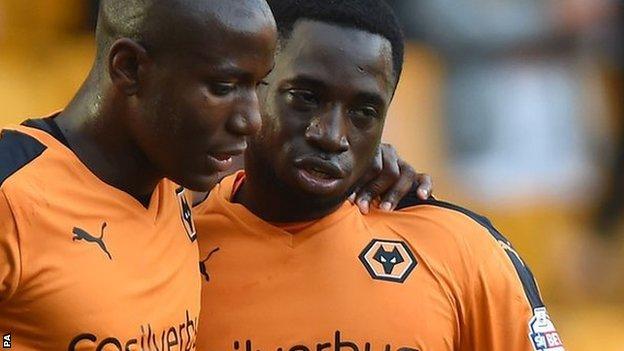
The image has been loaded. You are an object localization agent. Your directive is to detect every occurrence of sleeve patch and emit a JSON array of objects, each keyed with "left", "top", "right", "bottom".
[{"left": 529, "top": 307, "right": 565, "bottom": 351}]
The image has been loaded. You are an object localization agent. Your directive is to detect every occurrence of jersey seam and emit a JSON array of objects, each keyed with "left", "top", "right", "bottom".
[
  {"left": 474, "top": 234, "right": 532, "bottom": 304},
  {"left": 378, "top": 219, "right": 464, "bottom": 348},
  {"left": 0, "top": 188, "right": 24, "bottom": 301}
]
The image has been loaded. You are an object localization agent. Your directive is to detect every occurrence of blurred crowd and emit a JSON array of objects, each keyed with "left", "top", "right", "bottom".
[
  {"left": 387, "top": 2, "right": 624, "bottom": 325},
  {"left": 391, "top": 0, "right": 621, "bottom": 217},
  {"left": 0, "top": 0, "right": 622, "bottom": 348}
]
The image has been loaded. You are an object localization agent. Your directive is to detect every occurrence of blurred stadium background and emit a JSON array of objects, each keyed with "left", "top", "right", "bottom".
[{"left": 0, "top": 0, "right": 622, "bottom": 349}]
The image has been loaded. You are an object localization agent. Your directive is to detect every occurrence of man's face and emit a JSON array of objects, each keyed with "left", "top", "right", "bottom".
[
  {"left": 251, "top": 20, "right": 395, "bottom": 201},
  {"left": 128, "top": 4, "right": 276, "bottom": 191}
]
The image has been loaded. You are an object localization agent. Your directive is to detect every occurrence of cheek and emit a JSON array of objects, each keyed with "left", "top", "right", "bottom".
[
  {"left": 256, "top": 120, "right": 298, "bottom": 169},
  {"left": 350, "top": 130, "right": 383, "bottom": 171},
  {"left": 264, "top": 122, "right": 293, "bottom": 161},
  {"left": 175, "top": 89, "right": 234, "bottom": 135},
  {"left": 260, "top": 103, "right": 304, "bottom": 144}
]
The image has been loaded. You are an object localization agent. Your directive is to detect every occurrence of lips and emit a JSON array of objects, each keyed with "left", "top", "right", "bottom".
[
  {"left": 294, "top": 157, "right": 346, "bottom": 179},
  {"left": 206, "top": 147, "right": 245, "bottom": 172},
  {"left": 292, "top": 156, "right": 348, "bottom": 193},
  {"left": 304, "top": 168, "right": 336, "bottom": 180},
  {"left": 211, "top": 153, "right": 238, "bottom": 161}
]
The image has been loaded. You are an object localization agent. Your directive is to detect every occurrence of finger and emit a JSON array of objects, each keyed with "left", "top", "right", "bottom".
[
  {"left": 415, "top": 173, "right": 433, "bottom": 199},
  {"left": 355, "top": 145, "right": 400, "bottom": 213},
  {"left": 379, "top": 163, "right": 416, "bottom": 211},
  {"left": 359, "top": 146, "right": 384, "bottom": 187},
  {"left": 355, "top": 185, "right": 375, "bottom": 215},
  {"left": 348, "top": 192, "right": 357, "bottom": 203},
  {"left": 356, "top": 196, "right": 371, "bottom": 214},
  {"left": 348, "top": 185, "right": 362, "bottom": 203},
  {"left": 352, "top": 148, "right": 382, "bottom": 214}
]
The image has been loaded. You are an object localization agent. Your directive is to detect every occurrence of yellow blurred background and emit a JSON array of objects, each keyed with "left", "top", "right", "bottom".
[{"left": 0, "top": 1, "right": 622, "bottom": 349}]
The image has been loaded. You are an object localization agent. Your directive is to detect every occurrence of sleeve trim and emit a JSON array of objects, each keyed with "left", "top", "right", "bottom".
[
  {"left": 0, "top": 129, "right": 47, "bottom": 186},
  {"left": 398, "top": 192, "right": 545, "bottom": 309}
]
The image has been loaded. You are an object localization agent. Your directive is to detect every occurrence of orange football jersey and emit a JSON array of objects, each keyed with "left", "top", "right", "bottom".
[
  {"left": 0, "top": 118, "right": 201, "bottom": 350},
  {"left": 194, "top": 172, "right": 564, "bottom": 351}
]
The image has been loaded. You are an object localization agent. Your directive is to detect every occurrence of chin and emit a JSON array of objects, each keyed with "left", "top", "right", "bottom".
[
  {"left": 287, "top": 176, "right": 351, "bottom": 205},
  {"left": 169, "top": 173, "right": 222, "bottom": 192},
  {"left": 299, "top": 184, "right": 348, "bottom": 198},
  {"left": 304, "top": 190, "right": 352, "bottom": 212}
]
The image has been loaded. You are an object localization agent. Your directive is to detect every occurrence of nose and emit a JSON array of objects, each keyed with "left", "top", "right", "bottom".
[
  {"left": 305, "top": 105, "right": 349, "bottom": 153},
  {"left": 226, "top": 90, "right": 262, "bottom": 137}
]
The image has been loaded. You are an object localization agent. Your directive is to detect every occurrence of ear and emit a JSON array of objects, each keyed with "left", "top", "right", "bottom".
[{"left": 108, "top": 38, "right": 150, "bottom": 95}]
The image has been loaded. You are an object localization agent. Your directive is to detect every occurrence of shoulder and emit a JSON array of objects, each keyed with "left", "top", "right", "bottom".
[
  {"left": 192, "top": 172, "right": 243, "bottom": 216},
  {"left": 397, "top": 187, "right": 495, "bottom": 227},
  {"left": 386, "top": 196, "right": 517, "bottom": 271},
  {"left": 0, "top": 121, "right": 67, "bottom": 218},
  {"left": 389, "top": 195, "right": 545, "bottom": 310},
  {"left": 0, "top": 187, "right": 17, "bottom": 223},
  {"left": 0, "top": 127, "right": 47, "bottom": 187},
  {"left": 392, "top": 187, "right": 504, "bottom": 245},
  {"left": 382, "top": 194, "right": 501, "bottom": 251}
]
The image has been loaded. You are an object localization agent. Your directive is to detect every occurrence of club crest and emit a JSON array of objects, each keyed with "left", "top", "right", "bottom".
[
  {"left": 359, "top": 239, "right": 417, "bottom": 283},
  {"left": 176, "top": 188, "right": 197, "bottom": 242}
]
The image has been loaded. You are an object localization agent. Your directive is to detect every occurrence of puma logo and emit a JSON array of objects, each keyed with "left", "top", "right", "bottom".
[
  {"left": 72, "top": 223, "right": 112, "bottom": 260},
  {"left": 199, "top": 247, "right": 220, "bottom": 282}
]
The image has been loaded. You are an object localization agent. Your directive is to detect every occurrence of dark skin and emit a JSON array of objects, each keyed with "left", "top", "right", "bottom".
[
  {"left": 192, "top": 142, "right": 433, "bottom": 214},
  {"left": 237, "top": 20, "right": 411, "bottom": 222},
  {"left": 350, "top": 143, "right": 432, "bottom": 213},
  {"left": 54, "top": 0, "right": 276, "bottom": 206}
]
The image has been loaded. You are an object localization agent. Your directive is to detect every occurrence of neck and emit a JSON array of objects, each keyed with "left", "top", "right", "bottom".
[
  {"left": 55, "top": 71, "right": 161, "bottom": 206},
  {"left": 234, "top": 156, "right": 346, "bottom": 223}
]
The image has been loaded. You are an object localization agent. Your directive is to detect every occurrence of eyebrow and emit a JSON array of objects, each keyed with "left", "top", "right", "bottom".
[
  {"left": 355, "top": 91, "right": 386, "bottom": 107},
  {"left": 209, "top": 65, "right": 249, "bottom": 78},
  {"left": 288, "top": 75, "right": 328, "bottom": 89},
  {"left": 263, "top": 64, "right": 275, "bottom": 78},
  {"left": 193, "top": 51, "right": 250, "bottom": 77},
  {"left": 289, "top": 75, "right": 386, "bottom": 106},
  {"left": 195, "top": 52, "right": 275, "bottom": 82}
]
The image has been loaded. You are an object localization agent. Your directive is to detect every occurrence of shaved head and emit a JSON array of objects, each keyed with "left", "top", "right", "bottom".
[
  {"left": 59, "top": 0, "right": 277, "bottom": 192},
  {"left": 95, "top": 0, "right": 275, "bottom": 64}
]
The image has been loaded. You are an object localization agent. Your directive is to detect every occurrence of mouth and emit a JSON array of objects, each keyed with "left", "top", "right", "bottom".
[
  {"left": 206, "top": 147, "right": 245, "bottom": 172},
  {"left": 302, "top": 168, "right": 337, "bottom": 180},
  {"left": 293, "top": 157, "right": 347, "bottom": 192}
]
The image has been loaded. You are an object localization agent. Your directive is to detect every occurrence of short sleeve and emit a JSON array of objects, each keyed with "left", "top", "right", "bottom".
[
  {"left": 459, "top": 225, "right": 565, "bottom": 351},
  {"left": 0, "top": 190, "right": 21, "bottom": 302}
]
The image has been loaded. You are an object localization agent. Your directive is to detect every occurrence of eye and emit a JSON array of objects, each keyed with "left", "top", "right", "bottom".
[
  {"left": 349, "top": 105, "right": 380, "bottom": 128},
  {"left": 256, "top": 80, "right": 269, "bottom": 88},
  {"left": 353, "top": 106, "right": 380, "bottom": 119},
  {"left": 287, "top": 89, "right": 319, "bottom": 106},
  {"left": 208, "top": 82, "right": 236, "bottom": 96}
]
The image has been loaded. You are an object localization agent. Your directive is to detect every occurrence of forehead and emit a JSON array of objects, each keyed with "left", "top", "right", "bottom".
[
  {"left": 278, "top": 20, "right": 395, "bottom": 97},
  {"left": 191, "top": 23, "right": 275, "bottom": 68},
  {"left": 165, "top": 1, "right": 276, "bottom": 69}
]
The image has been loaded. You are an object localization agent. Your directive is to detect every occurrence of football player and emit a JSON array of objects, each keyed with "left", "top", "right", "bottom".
[{"left": 194, "top": 1, "right": 565, "bottom": 350}]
